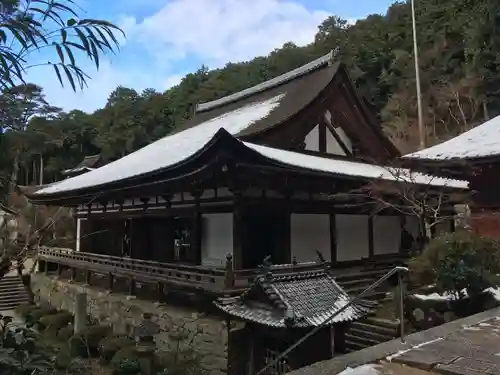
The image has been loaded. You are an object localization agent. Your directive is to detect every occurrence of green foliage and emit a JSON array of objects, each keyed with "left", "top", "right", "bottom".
[
  {"left": 69, "top": 324, "right": 112, "bottom": 358},
  {"left": 14, "top": 303, "right": 37, "bottom": 318},
  {"left": 57, "top": 324, "right": 74, "bottom": 341},
  {"left": 0, "top": 0, "right": 123, "bottom": 91},
  {"left": 24, "top": 307, "right": 58, "bottom": 327},
  {"left": 110, "top": 347, "right": 140, "bottom": 375},
  {"left": 39, "top": 311, "right": 73, "bottom": 333},
  {"left": 98, "top": 335, "right": 135, "bottom": 364},
  {"left": 409, "top": 231, "right": 500, "bottom": 297}
]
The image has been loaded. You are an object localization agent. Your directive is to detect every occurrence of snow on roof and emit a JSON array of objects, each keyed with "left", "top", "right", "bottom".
[
  {"left": 403, "top": 115, "right": 500, "bottom": 160},
  {"left": 196, "top": 50, "right": 335, "bottom": 113},
  {"left": 244, "top": 142, "right": 468, "bottom": 189},
  {"left": 36, "top": 94, "right": 285, "bottom": 195}
]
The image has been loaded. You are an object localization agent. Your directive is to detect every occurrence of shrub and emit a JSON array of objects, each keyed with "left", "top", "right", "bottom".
[
  {"left": 69, "top": 325, "right": 112, "bottom": 357},
  {"left": 39, "top": 311, "right": 73, "bottom": 333},
  {"left": 99, "top": 335, "right": 135, "bottom": 363},
  {"left": 57, "top": 324, "right": 75, "bottom": 341},
  {"left": 409, "top": 231, "right": 500, "bottom": 297},
  {"left": 25, "top": 307, "right": 58, "bottom": 327},
  {"left": 110, "top": 347, "right": 140, "bottom": 375},
  {"left": 15, "top": 303, "right": 37, "bottom": 318}
]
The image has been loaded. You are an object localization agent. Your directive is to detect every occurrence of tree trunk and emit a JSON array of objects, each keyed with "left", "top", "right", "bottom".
[
  {"left": 39, "top": 154, "right": 43, "bottom": 185},
  {"left": 8, "top": 149, "right": 21, "bottom": 197},
  {"left": 483, "top": 100, "right": 490, "bottom": 121}
]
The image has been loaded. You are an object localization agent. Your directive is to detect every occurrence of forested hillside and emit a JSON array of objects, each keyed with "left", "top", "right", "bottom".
[{"left": 0, "top": 0, "right": 498, "bottom": 196}]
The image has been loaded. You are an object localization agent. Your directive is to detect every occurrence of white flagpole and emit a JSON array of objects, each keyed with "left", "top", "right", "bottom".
[{"left": 411, "top": 0, "right": 425, "bottom": 150}]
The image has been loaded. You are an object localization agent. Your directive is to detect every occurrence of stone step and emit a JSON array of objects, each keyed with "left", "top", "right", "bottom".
[
  {"left": 337, "top": 278, "right": 376, "bottom": 288},
  {"left": 350, "top": 321, "right": 397, "bottom": 337},
  {"left": 344, "top": 339, "right": 367, "bottom": 352},
  {"left": 0, "top": 290, "right": 29, "bottom": 300},
  {"left": 0, "top": 278, "right": 25, "bottom": 286},
  {"left": 348, "top": 327, "right": 395, "bottom": 343},
  {"left": 0, "top": 299, "right": 29, "bottom": 311},
  {"left": 345, "top": 332, "right": 381, "bottom": 347},
  {"left": 364, "top": 317, "right": 400, "bottom": 330}
]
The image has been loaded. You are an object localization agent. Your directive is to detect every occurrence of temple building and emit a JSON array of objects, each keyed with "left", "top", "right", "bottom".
[
  {"left": 21, "top": 51, "right": 467, "bottom": 375},
  {"left": 403, "top": 115, "right": 500, "bottom": 239},
  {"left": 61, "top": 154, "right": 103, "bottom": 179}
]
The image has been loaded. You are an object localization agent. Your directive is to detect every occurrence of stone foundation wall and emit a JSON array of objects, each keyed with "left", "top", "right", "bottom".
[{"left": 31, "top": 273, "right": 228, "bottom": 375}]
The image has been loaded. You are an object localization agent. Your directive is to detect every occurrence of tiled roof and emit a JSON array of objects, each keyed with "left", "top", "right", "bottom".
[
  {"left": 215, "top": 262, "right": 375, "bottom": 328},
  {"left": 62, "top": 154, "right": 101, "bottom": 175},
  {"left": 403, "top": 115, "right": 500, "bottom": 161}
]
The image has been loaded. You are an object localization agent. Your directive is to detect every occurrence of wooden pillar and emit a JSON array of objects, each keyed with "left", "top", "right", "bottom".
[
  {"left": 129, "top": 278, "right": 136, "bottom": 296},
  {"left": 84, "top": 270, "right": 91, "bottom": 285},
  {"left": 156, "top": 282, "right": 164, "bottom": 302},
  {"left": 224, "top": 254, "right": 235, "bottom": 289},
  {"left": 368, "top": 215, "right": 374, "bottom": 258},
  {"left": 329, "top": 213, "right": 337, "bottom": 263},
  {"left": 191, "top": 190, "right": 203, "bottom": 265},
  {"left": 43, "top": 260, "right": 48, "bottom": 274},
  {"left": 56, "top": 263, "right": 63, "bottom": 277},
  {"left": 108, "top": 273, "right": 114, "bottom": 291},
  {"left": 70, "top": 267, "right": 77, "bottom": 281}
]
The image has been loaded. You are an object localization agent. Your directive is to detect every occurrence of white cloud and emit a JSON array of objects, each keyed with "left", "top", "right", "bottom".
[
  {"left": 125, "top": 0, "right": 329, "bottom": 67},
  {"left": 25, "top": 60, "right": 157, "bottom": 113},
  {"left": 27, "top": 0, "right": 332, "bottom": 112}
]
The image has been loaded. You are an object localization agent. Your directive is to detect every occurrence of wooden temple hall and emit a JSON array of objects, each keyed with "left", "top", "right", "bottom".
[{"left": 22, "top": 51, "right": 468, "bottom": 374}]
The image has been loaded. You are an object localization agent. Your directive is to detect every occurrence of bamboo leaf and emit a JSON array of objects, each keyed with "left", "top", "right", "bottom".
[
  {"left": 53, "top": 64, "right": 63, "bottom": 87},
  {"left": 63, "top": 45, "right": 75, "bottom": 66},
  {"left": 89, "top": 40, "right": 99, "bottom": 69},
  {"left": 54, "top": 43, "right": 64, "bottom": 64},
  {"left": 62, "top": 65, "right": 76, "bottom": 91}
]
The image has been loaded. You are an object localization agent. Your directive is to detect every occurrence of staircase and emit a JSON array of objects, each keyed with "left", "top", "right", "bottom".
[
  {"left": 345, "top": 317, "right": 400, "bottom": 352},
  {"left": 334, "top": 255, "right": 409, "bottom": 353},
  {"left": 0, "top": 275, "right": 30, "bottom": 311}
]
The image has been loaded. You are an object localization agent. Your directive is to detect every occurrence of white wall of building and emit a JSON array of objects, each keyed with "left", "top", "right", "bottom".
[
  {"left": 290, "top": 214, "right": 331, "bottom": 262},
  {"left": 326, "top": 129, "right": 346, "bottom": 155},
  {"left": 201, "top": 213, "right": 233, "bottom": 267},
  {"left": 76, "top": 218, "right": 82, "bottom": 252},
  {"left": 373, "top": 216, "right": 401, "bottom": 255},
  {"left": 336, "top": 214, "right": 369, "bottom": 261},
  {"left": 304, "top": 125, "right": 320, "bottom": 151}
]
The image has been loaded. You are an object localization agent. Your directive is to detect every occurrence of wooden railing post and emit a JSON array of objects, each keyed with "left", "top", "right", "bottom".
[{"left": 224, "top": 254, "right": 234, "bottom": 289}]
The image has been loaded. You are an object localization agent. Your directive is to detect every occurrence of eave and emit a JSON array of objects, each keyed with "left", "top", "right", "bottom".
[{"left": 22, "top": 129, "right": 468, "bottom": 207}]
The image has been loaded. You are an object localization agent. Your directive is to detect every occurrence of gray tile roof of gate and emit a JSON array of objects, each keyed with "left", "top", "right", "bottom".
[{"left": 215, "top": 264, "right": 375, "bottom": 328}]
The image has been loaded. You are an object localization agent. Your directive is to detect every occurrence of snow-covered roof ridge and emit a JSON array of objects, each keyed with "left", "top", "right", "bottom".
[
  {"left": 243, "top": 142, "right": 468, "bottom": 189},
  {"left": 35, "top": 94, "right": 285, "bottom": 195},
  {"left": 403, "top": 115, "right": 500, "bottom": 160},
  {"left": 196, "top": 50, "right": 336, "bottom": 113}
]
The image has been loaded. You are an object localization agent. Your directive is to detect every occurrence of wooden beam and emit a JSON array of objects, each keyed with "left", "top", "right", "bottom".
[
  {"left": 318, "top": 121, "right": 327, "bottom": 153},
  {"left": 330, "top": 213, "right": 337, "bottom": 263},
  {"left": 323, "top": 112, "right": 353, "bottom": 157},
  {"left": 368, "top": 215, "right": 374, "bottom": 258}
]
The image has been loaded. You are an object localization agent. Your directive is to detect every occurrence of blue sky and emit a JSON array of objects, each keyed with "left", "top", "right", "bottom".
[{"left": 26, "top": 0, "right": 396, "bottom": 113}]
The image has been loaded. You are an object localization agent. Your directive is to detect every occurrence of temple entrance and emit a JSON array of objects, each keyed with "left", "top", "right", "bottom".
[{"left": 242, "top": 211, "right": 289, "bottom": 268}]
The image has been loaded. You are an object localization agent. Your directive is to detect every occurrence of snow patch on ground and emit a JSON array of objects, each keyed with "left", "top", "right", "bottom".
[
  {"left": 336, "top": 364, "right": 382, "bottom": 375},
  {"left": 386, "top": 337, "right": 444, "bottom": 362},
  {"left": 413, "top": 287, "right": 500, "bottom": 302}
]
